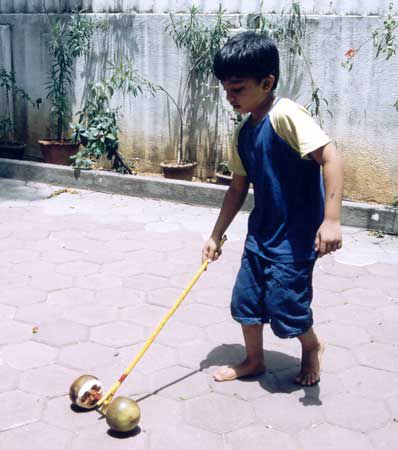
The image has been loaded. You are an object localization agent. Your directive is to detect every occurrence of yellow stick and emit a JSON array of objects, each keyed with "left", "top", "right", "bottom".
[{"left": 97, "top": 235, "right": 227, "bottom": 413}]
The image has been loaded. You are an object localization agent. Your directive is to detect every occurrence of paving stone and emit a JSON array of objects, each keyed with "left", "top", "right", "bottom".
[
  {"left": 117, "top": 343, "right": 177, "bottom": 374},
  {"left": 121, "top": 303, "right": 169, "bottom": 327},
  {"left": 323, "top": 393, "right": 390, "bottom": 432},
  {"left": 62, "top": 304, "right": 121, "bottom": 326},
  {"left": 355, "top": 342, "right": 398, "bottom": 372},
  {"left": 191, "top": 286, "right": 233, "bottom": 308},
  {"left": 322, "top": 344, "right": 357, "bottom": 373},
  {"left": 341, "top": 366, "right": 398, "bottom": 399},
  {"left": 33, "top": 319, "right": 89, "bottom": 346},
  {"left": 225, "top": 425, "right": 297, "bottom": 450},
  {"left": 94, "top": 364, "right": 149, "bottom": 396},
  {"left": 316, "top": 322, "right": 371, "bottom": 348},
  {"left": 0, "top": 390, "right": 44, "bottom": 431},
  {"left": 148, "top": 424, "right": 223, "bottom": 450},
  {"left": 178, "top": 340, "right": 227, "bottom": 370},
  {"left": 55, "top": 260, "right": 100, "bottom": 276},
  {"left": 313, "top": 274, "right": 353, "bottom": 293},
  {"left": 386, "top": 393, "right": 398, "bottom": 419},
  {"left": 47, "top": 287, "right": 96, "bottom": 307},
  {"left": 253, "top": 392, "right": 325, "bottom": 433},
  {"left": 15, "top": 303, "right": 63, "bottom": 324},
  {"left": 298, "top": 423, "right": 374, "bottom": 450},
  {"left": 185, "top": 392, "right": 255, "bottom": 433},
  {"left": 30, "top": 271, "right": 73, "bottom": 291},
  {"left": 156, "top": 318, "right": 205, "bottom": 347},
  {"left": 0, "top": 320, "right": 36, "bottom": 345},
  {"left": 138, "top": 394, "right": 183, "bottom": 429},
  {"left": 0, "top": 248, "right": 40, "bottom": 263},
  {"left": 74, "top": 273, "right": 123, "bottom": 290},
  {"left": 0, "top": 364, "right": 20, "bottom": 392},
  {"left": 147, "top": 286, "right": 195, "bottom": 308},
  {"left": 327, "top": 303, "right": 382, "bottom": 327},
  {"left": 368, "top": 321, "right": 398, "bottom": 344},
  {"left": 150, "top": 365, "right": 210, "bottom": 400},
  {"left": 0, "top": 303, "right": 16, "bottom": 320},
  {"left": 123, "top": 274, "right": 171, "bottom": 290},
  {"left": 1, "top": 286, "right": 46, "bottom": 307},
  {"left": 19, "top": 364, "right": 80, "bottom": 397},
  {"left": 342, "top": 287, "right": 392, "bottom": 308},
  {"left": 313, "top": 288, "right": 347, "bottom": 306},
  {"left": 90, "top": 321, "right": 145, "bottom": 347},
  {"left": 59, "top": 342, "right": 116, "bottom": 370},
  {"left": 366, "top": 263, "right": 398, "bottom": 278},
  {"left": 96, "top": 287, "right": 146, "bottom": 307},
  {"left": 369, "top": 423, "right": 398, "bottom": 450},
  {"left": 379, "top": 304, "right": 398, "bottom": 323},
  {"left": 177, "top": 303, "right": 228, "bottom": 327},
  {"left": 1, "top": 341, "right": 58, "bottom": 370}
]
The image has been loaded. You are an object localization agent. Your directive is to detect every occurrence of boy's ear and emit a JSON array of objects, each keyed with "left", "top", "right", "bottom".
[{"left": 262, "top": 75, "right": 275, "bottom": 91}]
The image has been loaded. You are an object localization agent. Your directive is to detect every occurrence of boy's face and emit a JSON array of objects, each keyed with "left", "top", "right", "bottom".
[{"left": 221, "top": 76, "right": 274, "bottom": 115}]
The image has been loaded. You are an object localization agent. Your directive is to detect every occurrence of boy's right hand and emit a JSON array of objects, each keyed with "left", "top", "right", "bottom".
[{"left": 202, "top": 237, "right": 222, "bottom": 263}]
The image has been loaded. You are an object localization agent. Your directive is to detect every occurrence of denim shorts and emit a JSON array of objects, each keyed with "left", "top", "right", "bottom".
[{"left": 231, "top": 250, "right": 315, "bottom": 338}]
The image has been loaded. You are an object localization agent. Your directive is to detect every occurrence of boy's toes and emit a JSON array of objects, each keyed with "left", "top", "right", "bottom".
[{"left": 295, "top": 372, "right": 320, "bottom": 386}]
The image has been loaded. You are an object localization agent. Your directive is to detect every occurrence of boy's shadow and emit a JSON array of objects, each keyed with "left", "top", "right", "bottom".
[{"left": 200, "top": 344, "right": 322, "bottom": 406}]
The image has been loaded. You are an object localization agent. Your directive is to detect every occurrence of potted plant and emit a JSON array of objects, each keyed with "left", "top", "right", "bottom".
[
  {"left": 0, "top": 68, "right": 41, "bottom": 159},
  {"left": 161, "top": 5, "right": 231, "bottom": 181},
  {"left": 38, "top": 10, "right": 100, "bottom": 165},
  {"left": 71, "top": 58, "right": 157, "bottom": 173},
  {"left": 215, "top": 160, "right": 232, "bottom": 185}
]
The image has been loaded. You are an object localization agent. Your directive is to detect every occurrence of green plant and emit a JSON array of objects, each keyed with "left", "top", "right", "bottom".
[
  {"left": 166, "top": 5, "right": 232, "bottom": 167},
  {"left": 248, "top": 1, "right": 332, "bottom": 126},
  {"left": 217, "top": 160, "right": 231, "bottom": 176},
  {"left": 44, "top": 9, "right": 103, "bottom": 141},
  {"left": 0, "top": 68, "right": 41, "bottom": 143},
  {"left": 71, "top": 58, "right": 157, "bottom": 173},
  {"left": 342, "top": 2, "right": 397, "bottom": 111}
]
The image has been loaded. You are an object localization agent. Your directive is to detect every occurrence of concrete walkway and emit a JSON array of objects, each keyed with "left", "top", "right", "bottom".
[{"left": 0, "top": 177, "right": 397, "bottom": 450}]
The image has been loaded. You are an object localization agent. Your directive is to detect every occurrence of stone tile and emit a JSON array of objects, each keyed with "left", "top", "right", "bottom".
[
  {"left": 94, "top": 364, "right": 149, "bottom": 396},
  {"left": 147, "top": 286, "right": 195, "bottom": 308},
  {"left": 341, "top": 366, "right": 398, "bottom": 399},
  {"left": 55, "top": 260, "right": 100, "bottom": 276},
  {"left": 178, "top": 340, "right": 226, "bottom": 371},
  {"left": 0, "top": 390, "right": 44, "bottom": 431},
  {"left": 1, "top": 341, "right": 58, "bottom": 370},
  {"left": 19, "top": 364, "right": 80, "bottom": 397},
  {"left": 366, "top": 263, "right": 398, "bottom": 278},
  {"left": 298, "top": 423, "right": 374, "bottom": 450},
  {"left": 74, "top": 273, "right": 123, "bottom": 290},
  {"left": 96, "top": 287, "right": 146, "bottom": 307},
  {"left": 342, "top": 287, "right": 392, "bottom": 308},
  {"left": 47, "top": 287, "right": 96, "bottom": 307},
  {"left": 387, "top": 393, "right": 398, "bottom": 419},
  {"left": 369, "top": 423, "right": 398, "bottom": 450},
  {"left": 59, "top": 342, "right": 116, "bottom": 370},
  {"left": 0, "top": 248, "right": 40, "bottom": 263},
  {"left": 185, "top": 393, "right": 255, "bottom": 433},
  {"left": 322, "top": 344, "right": 357, "bottom": 373},
  {"left": 30, "top": 271, "right": 73, "bottom": 291},
  {"left": 176, "top": 304, "right": 228, "bottom": 327},
  {"left": 123, "top": 274, "right": 171, "bottom": 291},
  {"left": 368, "top": 321, "right": 398, "bottom": 344},
  {"left": 1, "top": 286, "right": 46, "bottom": 307},
  {"left": 379, "top": 304, "right": 398, "bottom": 323},
  {"left": 313, "top": 274, "right": 353, "bottom": 293},
  {"left": 253, "top": 393, "right": 325, "bottom": 433},
  {"left": 316, "top": 322, "right": 371, "bottom": 348},
  {"left": 355, "top": 342, "right": 398, "bottom": 372},
  {"left": 150, "top": 365, "right": 210, "bottom": 400},
  {"left": 191, "top": 286, "right": 233, "bottom": 309},
  {"left": 117, "top": 343, "right": 177, "bottom": 374},
  {"left": 0, "top": 364, "right": 20, "bottom": 392},
  {"left": 225, "top": 425, "right": 297, "bottom": 450},
  {"left": 0, "top": 320, "right": 35, "bottom": 345},
  {"left": 62, "top": 304, "right": 121, "bottom": 326},
  {"left": 138, "top": 395, "right": 183, "bottom": 429},
  {"left": 313, "top": 288, "right": 346, "bottom": 306},
  {"left": 15, "top": 303, "right": 63, "bottom": 324},
  {"left": 155, "top": 317, "right": 205, "bottom": 347},
  {"left": 206, "top": 322, "right": 246, "bottom": 345},
  {"left": 0, "top": 303, "right": 16, "bottom": 320},
  {"left": 323, "top": 393, "right": 390, "bottom": 432},
  {"left": 90, "top": 321, "right": 145, "bottom": 347},
  {"left": 148, "top": 424, "right": 223, "bottom": 450},
  {"left": 33, "top": 320, "right": 89, "bottom": 346},
  {"left": 121, "top": 303, "right": 169, "bottom": 327}
]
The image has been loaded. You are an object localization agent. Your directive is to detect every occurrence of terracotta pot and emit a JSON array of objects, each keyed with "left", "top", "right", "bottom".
[
  {"left": 160, "top": 161, "right": 197, "bottom": 181},
  {"left": 215, "top": 171, "right": 232, "bottom": 186},
  {"left": 38, "top": 139, "right": 79, "bottom": 165},
  {"left": 0, "top": 142, "right": 26, "bottom": 160}
]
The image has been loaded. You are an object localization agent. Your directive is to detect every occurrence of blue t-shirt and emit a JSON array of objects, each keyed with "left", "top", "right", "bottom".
[{"left": 230, "top": 98, "right": 330, "bottom": 263}]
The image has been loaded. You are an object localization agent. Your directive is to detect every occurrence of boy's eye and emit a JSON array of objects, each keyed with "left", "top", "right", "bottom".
[{"left": 231, "top": 88, "right": 243, "bottom": 94}]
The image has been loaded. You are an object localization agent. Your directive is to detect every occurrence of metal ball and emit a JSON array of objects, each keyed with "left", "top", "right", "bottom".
[{"left": 105, "top": 396, "right": 141, "bottom": 432}]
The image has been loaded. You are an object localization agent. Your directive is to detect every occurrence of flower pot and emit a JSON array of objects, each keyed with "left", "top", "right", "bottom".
[
  {"left": 38, "top": 139, "right": 79, "bottom": 165},
  {"left": 0, "top": 142, "right": 26, "bottom": 160},
  {"left": 215, "top": 171, "right": 232, "bottom": 186},
  {"left": 160, "top": 161, "right": 197, "bottom": 181}
]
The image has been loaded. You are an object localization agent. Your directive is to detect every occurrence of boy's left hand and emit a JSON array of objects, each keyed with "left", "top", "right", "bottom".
[{"left": 315, "top": 219, "right": 342, "bottom": 257}]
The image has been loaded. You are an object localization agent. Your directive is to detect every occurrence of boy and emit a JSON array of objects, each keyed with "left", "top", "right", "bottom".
[{"left": 202, "top": 32, "right": 343, "bottom": 386}]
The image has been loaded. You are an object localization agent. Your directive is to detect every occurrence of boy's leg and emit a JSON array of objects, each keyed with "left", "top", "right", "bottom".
[
  {"left": 214, "top": 323, "right": 266, "bottom": 381},
  {"left": 295, "top": 327, "right": 325, "bottom": 386}
]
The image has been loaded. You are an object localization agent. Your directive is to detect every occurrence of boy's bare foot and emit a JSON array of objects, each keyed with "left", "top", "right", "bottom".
[
  {"left": 213, "top": 359, "right": 266, "bottom": 382},
  {"left": 295, "top": 341, "right": 325, "bottom": 386}
]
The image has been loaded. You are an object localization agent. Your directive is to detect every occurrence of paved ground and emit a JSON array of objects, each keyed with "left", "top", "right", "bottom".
[{"left": 0, "top": 177, "right": 398, "bottom": 450}]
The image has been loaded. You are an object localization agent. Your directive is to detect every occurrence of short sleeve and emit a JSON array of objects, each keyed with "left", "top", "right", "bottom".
[
  {"left": 228, "top": 117, "right": 249, "bottom": 176},
  {"left": 270, "top": 98, "right": 331, "bottom": 158}
]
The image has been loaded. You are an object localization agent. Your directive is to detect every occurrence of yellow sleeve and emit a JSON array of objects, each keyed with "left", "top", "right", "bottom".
[
  {"left": 228, "top": 116, "right": 249, "bottom": 176},
  {"left": 270, "top": 98, "right": 331, "bottom": 158}
]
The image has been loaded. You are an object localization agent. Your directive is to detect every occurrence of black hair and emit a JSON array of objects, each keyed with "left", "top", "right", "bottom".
[{"left": 213, "top": 31, "right": 280, "bottom": 90}]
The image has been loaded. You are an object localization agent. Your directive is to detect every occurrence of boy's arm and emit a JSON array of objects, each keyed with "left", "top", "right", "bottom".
[
  {"left": 202, "top": 173, "right": 249, "bottom": 262},
  {"left": 310, "top": 142, "right": 344, "bottom": 257}
]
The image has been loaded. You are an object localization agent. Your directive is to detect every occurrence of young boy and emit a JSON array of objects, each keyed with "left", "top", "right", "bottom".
[{"left": 202, "top": 32, "right": 343, "bottom": 386}]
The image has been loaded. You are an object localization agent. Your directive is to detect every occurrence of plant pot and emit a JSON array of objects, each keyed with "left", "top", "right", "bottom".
[
  {"left": 38, "top": 139, "right": 79, "bottom": 165},
  {"left": 0, "top": 142, "right": 26, "bottom": 160},
  {"left": 160, "top": 161, "right": 197, "bottom": 181},
  {"left": 216, "top": 171, "right": 232, "bottom": 186}
]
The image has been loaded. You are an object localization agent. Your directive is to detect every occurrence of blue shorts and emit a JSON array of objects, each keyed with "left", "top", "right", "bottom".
[{"left": 231, "top": 250, "right": 315, "bottom": 338}]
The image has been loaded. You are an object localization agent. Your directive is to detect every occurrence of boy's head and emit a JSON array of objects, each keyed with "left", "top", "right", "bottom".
[{"left": 213, "top": 32, "right": 280, "bottom": 114}]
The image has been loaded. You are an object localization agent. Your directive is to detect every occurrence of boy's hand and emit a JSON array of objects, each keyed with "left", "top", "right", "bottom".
[
  {"left": 202, "top": 237, "right": 222, "bottom": 263},
  {"left": 315, "top": 219, "right": 342, "bottom": 257}
]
